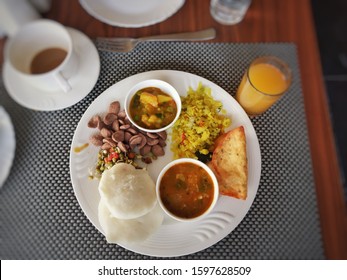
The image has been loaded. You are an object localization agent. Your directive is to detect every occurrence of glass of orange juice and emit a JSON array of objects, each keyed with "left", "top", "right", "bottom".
[{"left": 236, "top": 56, "right": 292, "bottom": 116}]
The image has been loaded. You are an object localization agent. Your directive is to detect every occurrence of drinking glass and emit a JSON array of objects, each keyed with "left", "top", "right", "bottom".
[
  {"left": 210, "top": 0, "right": 252, "bottom": 25},
  {"left": 235, "top": 56, "right": 292, "bottom": 116}
]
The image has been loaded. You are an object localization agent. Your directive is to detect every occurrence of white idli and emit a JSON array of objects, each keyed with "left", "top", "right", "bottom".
[
  {"left": 98, "top": 163, "right": 157, "bottom": 219},
  {"left": 98, "top": 199, "right": 163, "bottom": 244}
]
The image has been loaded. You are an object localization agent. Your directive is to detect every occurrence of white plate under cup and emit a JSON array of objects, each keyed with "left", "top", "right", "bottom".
[{"left": 5, "top": 19, "right": 78, "bottom": 93}]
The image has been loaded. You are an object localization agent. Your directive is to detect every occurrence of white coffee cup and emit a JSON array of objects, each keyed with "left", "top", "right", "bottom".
[{"left": 4, "top": 19, "right": 78, "bottom": 92}]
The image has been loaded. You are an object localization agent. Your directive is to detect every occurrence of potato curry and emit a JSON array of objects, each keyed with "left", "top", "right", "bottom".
[{"left": 129, "top": 87, "right": 177, "bottom": 129}]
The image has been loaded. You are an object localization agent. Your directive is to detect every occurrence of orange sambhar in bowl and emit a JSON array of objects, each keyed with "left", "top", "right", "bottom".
[{"left": 156, "top": 158, "right": 219, "bottom": 222}]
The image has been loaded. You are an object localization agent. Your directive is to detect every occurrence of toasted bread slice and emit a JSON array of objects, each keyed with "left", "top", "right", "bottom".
[{"left": 211, "top": 126, "right": 248, "bottom": 200}]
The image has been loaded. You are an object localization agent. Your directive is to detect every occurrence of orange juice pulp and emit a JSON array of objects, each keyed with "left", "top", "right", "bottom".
[{"left": 236, "top": 63, "right": 289, "bottom": 115}]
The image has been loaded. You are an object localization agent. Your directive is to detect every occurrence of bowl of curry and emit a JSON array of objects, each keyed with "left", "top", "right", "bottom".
[
  {"left": 156, "top": 158, "right": 219, "bottom": 222},
  {"left": 125, "top": 79, "right": 181, "bottom": 133}
]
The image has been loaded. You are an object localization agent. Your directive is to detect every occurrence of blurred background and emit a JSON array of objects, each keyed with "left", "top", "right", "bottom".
[{"left": 312, "top": 0, "right": 347, "bottom": 203}]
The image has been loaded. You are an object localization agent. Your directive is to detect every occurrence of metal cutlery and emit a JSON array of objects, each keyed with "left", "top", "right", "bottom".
[{"left": 95, "top": 28, "right": 216, "bottom": 52}]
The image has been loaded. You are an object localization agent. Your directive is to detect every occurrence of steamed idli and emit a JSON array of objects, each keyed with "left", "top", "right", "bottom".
[
  {"left": 98, "top": 163, "right": 157, "bottom": 219},
  {"left": 98, "top": 199, "right": 163, "bottom": 244}
]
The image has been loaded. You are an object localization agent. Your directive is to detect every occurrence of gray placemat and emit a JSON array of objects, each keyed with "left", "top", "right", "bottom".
[{"left": 0, "top": 41, "right": 324, "bottom": 259}]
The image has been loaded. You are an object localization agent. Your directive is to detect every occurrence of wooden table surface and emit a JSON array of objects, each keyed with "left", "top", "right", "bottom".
[{"left": 1, "top": 0, "right": 346, "bottom": 259}]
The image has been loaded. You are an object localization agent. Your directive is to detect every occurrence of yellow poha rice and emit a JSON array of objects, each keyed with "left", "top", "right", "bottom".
[{"left": 171, "top": 82, "right": 231, "bottom": 159}]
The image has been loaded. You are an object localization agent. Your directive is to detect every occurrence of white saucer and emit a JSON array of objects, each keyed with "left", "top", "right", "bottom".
[
  {"left": 0, "top": 106, "right": 15, "bottom": 189},
  {"left": 79, "top": 0, "right": 185, "bottom": 28},
  {"left": 2, "top": 28, "right": 100, "bottom": 111}
]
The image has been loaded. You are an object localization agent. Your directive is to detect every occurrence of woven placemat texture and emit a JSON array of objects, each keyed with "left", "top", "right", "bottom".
[{"left": 0, "top": 41, "right": 324, "bottom": 259}]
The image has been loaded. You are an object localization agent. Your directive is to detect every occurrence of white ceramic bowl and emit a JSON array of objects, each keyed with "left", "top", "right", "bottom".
[
  {"left": 156, "top": 158, "right": 219, "bottom": 222},
  {"left": 124, "top": 79, "right": 181, "bottom": 133}
]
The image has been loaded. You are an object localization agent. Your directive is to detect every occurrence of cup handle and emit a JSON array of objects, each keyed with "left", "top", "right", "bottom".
[{"left": 54, "top": 71, "right": 71, "bottom": 92}]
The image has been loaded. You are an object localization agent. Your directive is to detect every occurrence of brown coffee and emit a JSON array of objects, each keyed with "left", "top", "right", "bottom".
[{"left": 30, "top": 48, "right": 67, "bottom": 74}]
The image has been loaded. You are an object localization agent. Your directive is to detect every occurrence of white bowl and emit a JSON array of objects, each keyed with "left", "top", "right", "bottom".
[
  {"left": 124, "top": 79, "right": 181, "bottom": 133},
  {"left": 156, "top": 158, "right": 219, "bottom": 222}
]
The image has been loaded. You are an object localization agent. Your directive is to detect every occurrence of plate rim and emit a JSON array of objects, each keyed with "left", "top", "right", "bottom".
[
  {"left": 79, "top": 0, "right": 186, "bottom": 28},
  {"left": 0, "top": 106, "right": 16, "bottom": 188},
  {"left": 69, "top": 69, "right": 261, "bottom": 257}
]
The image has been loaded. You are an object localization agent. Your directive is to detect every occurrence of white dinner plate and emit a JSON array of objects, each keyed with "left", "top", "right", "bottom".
[
  {"left": 79, "top": 0, "right": 185, "bottom": 28},
  {"left": 70, "top": 70, "right": 261, "bottom": 257},
  {"left": 2, "top": 28, "right": 100, "bottom": 111},
  {"left": 0, "top": 106, "right": 16, "bottom": 189}
]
